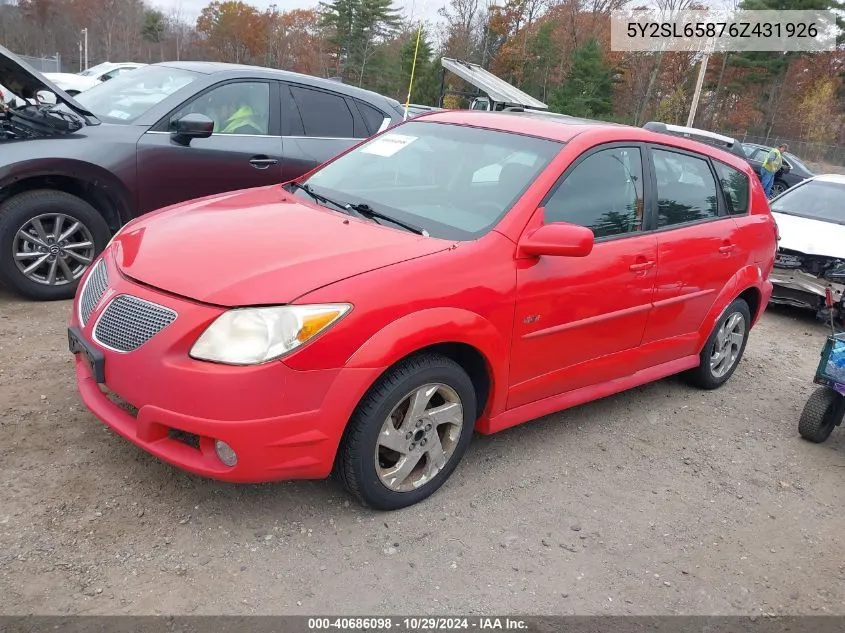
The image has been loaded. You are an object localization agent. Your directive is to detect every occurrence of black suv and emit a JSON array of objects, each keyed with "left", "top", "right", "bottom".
[
  {"left": 0, "top": 45, "right": 406, "bottom": 300},
  {"left": 741, "top": 142, "right": 814, "bottom": 197}
]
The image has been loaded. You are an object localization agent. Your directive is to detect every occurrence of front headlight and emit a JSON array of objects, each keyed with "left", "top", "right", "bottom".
[{"left": 189, "top": 303, "right": 352, "bottom": 365}]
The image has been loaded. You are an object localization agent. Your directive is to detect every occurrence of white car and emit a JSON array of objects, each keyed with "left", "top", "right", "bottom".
[
  {"left": 43, "top": 62, "right": 146, "bottom": 95},
  {"left": 769, "top": 174, "right": 845, "bottom": 321}
]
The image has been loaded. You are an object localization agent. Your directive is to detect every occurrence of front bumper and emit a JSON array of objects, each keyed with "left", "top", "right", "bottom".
[
  {"left": 769, "top": 267, "right": 845, "bottom": 311},
  {"left": 69, "top": 252, "right": 382, "bottom": 482}
]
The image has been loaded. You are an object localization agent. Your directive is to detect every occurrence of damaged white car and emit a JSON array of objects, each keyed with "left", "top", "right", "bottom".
[{"left": 769, "top": 174, "right": 845, "bottom": 321}]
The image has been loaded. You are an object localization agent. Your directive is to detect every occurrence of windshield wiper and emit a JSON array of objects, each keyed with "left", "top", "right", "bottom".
[
  {"left": 287, "top": 181, "right": 350, "bottom": 214},
  {"left": 345, "top": 202, "right": 429, "bottom": 236},
  {"left": 287, "top": 182, "right": 428, "bottom": 236}
]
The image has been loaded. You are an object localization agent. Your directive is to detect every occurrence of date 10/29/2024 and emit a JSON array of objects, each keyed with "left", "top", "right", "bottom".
[{"left": 307, "top": 617, "right": 529, "bottom": 631}]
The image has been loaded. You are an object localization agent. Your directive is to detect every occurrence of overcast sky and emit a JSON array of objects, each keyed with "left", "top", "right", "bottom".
[{"left": 149, "top": 0, "right": 446, "bottom": 26}]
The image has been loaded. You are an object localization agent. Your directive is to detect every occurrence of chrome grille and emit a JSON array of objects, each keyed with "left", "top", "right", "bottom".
[
  {"left": 78, "top": 259, "right": 108, "bottom": 325},
  {"left": 93, "top": 295, "right": 177, "bottom": 352}
]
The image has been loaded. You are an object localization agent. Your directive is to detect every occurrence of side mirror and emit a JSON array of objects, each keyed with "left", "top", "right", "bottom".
[
  {"left": 781, "top": 162, "right": 792, "bottom": 173},
  {"left": 518, "top": 219, "right": 594, "bottom": 258},
  {"left": 171, "top": 113, "right": 214, "bottom": 145}
]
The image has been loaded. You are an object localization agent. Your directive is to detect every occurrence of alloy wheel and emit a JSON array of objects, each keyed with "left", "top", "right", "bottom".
[
  {"left": 710, "top": 311, "right": 746, "bottom": 379},
  {"left": 374, "top": 383, "right": 464, "bottom": 493},
  {"left": 13, "top": 213, "right": 95, "bottom": 286}
]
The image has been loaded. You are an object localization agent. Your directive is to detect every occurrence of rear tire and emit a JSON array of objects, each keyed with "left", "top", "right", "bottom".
[
  {"left": 335, "top": 353, "right": 477, "bottom": 510},
  {"left": 0, "top": 190, "right": 110, "bottom": 301},
  {"left": 684, "top": 298, "right": 751, "bottom": 390},
  {"left": 798, "top": 387, "right": 841, "bottom": 443}
]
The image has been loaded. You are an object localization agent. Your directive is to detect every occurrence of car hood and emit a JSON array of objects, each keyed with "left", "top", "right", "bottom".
[
  {"left": 772, "top": 211, "right": 845, "bottom": 259},
  {"left": 0, "top": 44, "right": 94, "bottom": 118},
  {"left": 113, "top": 187, "right": 452, "bottom": 306}
]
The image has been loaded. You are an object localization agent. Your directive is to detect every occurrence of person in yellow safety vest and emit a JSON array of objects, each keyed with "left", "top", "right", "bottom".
[
  {"left": 219, "top": 104, "right": 263, "bottom": 134},
  {"left": 212, "top": 94, "right": 264, "bottom": 135},
  {"left": 760, "top": 143, "right": 787, "bottom": 198}
]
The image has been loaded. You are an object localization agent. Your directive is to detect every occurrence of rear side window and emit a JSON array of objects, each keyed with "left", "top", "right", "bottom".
[
  {"left": 355, "top": 100, "right": 388, "bottom": 135},
  {"left": 289, "top": 85, "right": 354, "bottom": 138},
  {"left": 652, "top": 149, "right": 719, "bottom": 227},
  {"left": 714, "top": 161, "right": 750, "bottom": 215}
]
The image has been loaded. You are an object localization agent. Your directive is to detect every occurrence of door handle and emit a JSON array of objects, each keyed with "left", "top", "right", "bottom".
[
  {"left": 249, "top": 156, "right": 278, "bottom": 169},
  {"left": 629, "top": 260, "right": 655, "bottom": 272},
  {"left": 718, "top": 243, "right": 734, "bottom": 255}
]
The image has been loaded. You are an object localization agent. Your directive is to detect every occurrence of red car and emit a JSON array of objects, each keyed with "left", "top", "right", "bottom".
[{"left": 68, "top": 110, "right": 777, "bottom": 510}]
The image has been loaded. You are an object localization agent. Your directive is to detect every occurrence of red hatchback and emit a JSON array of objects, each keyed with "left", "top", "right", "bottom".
[{"left": 68, "top": 110, "right": 777, "bottom": 510}]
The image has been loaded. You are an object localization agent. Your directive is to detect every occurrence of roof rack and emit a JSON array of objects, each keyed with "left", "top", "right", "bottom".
[{"left": 643, "top": 121, "right": 737, "bottom": 146}]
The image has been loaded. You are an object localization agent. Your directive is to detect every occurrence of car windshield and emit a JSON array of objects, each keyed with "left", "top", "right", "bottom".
[
  {"left": 74, "top": 65, "right": 200, "bottom": 123},
  {"left": 771, "top": 180, "right": 845, "bottom": 224},
  {"left": 298, "top": 121, "right": 563, "bottom": 240}
]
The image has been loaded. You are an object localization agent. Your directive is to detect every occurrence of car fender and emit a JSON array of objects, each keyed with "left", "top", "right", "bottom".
[
  {"left": 344, "top": 307, "right": 510, "bottom": 419},
  {"left": 695, "top": 264, "right": 765, "bottom": 351},
  {"left": 0, "top": 157, "right": 134, "bottom": 222}
]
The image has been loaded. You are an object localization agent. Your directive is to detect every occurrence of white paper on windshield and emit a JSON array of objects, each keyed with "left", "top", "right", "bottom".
[
  {"left": 361, "top": 133, "right": 417, "bottom": 157},
  {"left": 106, "top": 109, "right": 132, "bottom": 120}
]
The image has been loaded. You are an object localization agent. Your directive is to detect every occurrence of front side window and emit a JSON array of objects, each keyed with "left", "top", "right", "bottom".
[
  {"left": 74, "top": 65, "right": 200, "bottom": 124},
  {"left": 298, "top": 121, "right": 562, "bottom": 240},
  {"left": 544, "top": 146, "right": 644, "bottom": 238},
  {"left": 652, "top": 149, "right": 719, "bottom": 227},
  {"left": 169, "top": 82, "right": 270, "bottom": 135},
  {"left": 714, "top": 161, "right": 750, "bottom": 216}
]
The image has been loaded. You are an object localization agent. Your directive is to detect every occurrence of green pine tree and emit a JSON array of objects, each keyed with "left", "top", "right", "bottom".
[
  {"left": 549, "top": 38, "right": 615, "bottom": 119},
  {"left": 319, "top": 0, "right": 401, "bottom": 85},
  {"left": 399, "top": 28, "right": 440, "bottom": 106}
]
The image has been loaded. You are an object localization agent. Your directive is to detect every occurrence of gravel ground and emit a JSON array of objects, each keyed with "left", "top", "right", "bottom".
[{"left": 1, "top": 288, "right": 843, "bottom": 616}]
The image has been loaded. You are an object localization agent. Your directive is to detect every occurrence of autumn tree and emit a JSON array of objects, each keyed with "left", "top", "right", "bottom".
[
  {"left": 728, "top": 0, "right": 845, "bottom": 137},
  {"left": 798, "top": 78, "right": 841, "bottom": 144},
  {"left": 196, "top": 0, "right": 266, "bottom": 63},
  {"left": 264, "top": 8, "right": 327, "bottom": 74}
]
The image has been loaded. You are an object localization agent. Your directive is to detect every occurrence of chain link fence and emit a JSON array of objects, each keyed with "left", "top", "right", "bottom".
[
  {"left": 737, "top": 133, "right": 845, "bottom": 169},
  {"left": 15, "top": 53, "right": 62, "bottom": 73}
]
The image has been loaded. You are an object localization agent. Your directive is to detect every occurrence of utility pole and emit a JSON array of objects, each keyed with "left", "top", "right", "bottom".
[
  {"left": 81, "top": 28, "right": 88, "bottom": 71},
  {"left": 686, "top": 37, "right": 714, "bottom": 127}
]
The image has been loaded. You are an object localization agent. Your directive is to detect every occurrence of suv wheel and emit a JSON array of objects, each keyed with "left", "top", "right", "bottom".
[
  {"left": 684, "top": 298, "right": 751, "bottom": 390},
  {"left": 772, "top": 180, "right": 788, "bottom": 196},
  {"left": 335, "top": 353, "right": 477, "bottom": 510},
  {"left": 0, "top": 190, "right": 110, "bottom": 301}
]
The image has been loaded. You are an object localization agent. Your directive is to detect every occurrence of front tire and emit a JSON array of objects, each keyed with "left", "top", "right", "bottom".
[
  {"left": 0, "top": 190, "right": 110, "bottom": 301},
  {"left": 798, "top": 387, "right": 841, "bottom": 443},
  {"left": 685, "top": 298, "right": 751, "bottom": 390},
  {"left": 772, "top": 180, "right": 788, "bottom": 197},
  {"left": 335, "top": 353, "right": 477, "bottom": 510}
]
